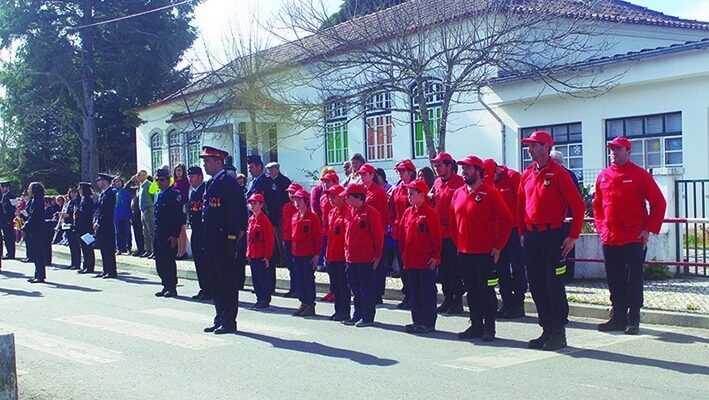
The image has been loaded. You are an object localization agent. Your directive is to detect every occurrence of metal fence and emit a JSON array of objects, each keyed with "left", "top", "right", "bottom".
[{"left": 674, "top": 179, "right": 709, "bottom": 276}]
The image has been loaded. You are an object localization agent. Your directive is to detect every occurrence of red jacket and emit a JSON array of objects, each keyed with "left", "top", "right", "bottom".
[
  {"left": 593, "top": 161, "right": 666, "bottom": 246},
  {"left": 320, "top": 192, "right": 333, "bottom": 234},
  {"left": 345, "top": 204, "right": 384, "bottom": 263},
  {"left": 389, "top": 183, "right": 410, "bottom": 241},
  {"left": 326, "top": 204, "right": 350, "bottom": 262},
  {"left": 494, "top": 165, "right": 521, "bottom": 218},
  {"left": 432, "top": 173, "right": 465, "bottom": 239},
  {"left": 291, "top": 209, "right": 322, "bottom": 257},
  {"left": 365, "top": 183, "right": 388, "bottom": 231},
  {"left": 450, "top": 183, "right": 514, "bottom": 254},
  {"left": 397, "top": 202, "right": 441, "bottom": 269},
  {"left": 517, "top": 160, "right": 586, "bottom": 239},
  {"left": 281, "top": 202, "right": 297, "bottom": 241},
  {"left": 246, "top": 212, "right": 275, "bottom": 259}
]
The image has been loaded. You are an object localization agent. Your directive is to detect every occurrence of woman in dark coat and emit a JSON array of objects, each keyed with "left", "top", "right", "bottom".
[
  {"left": 22, "top": 182, "right": 47, "bottom": 283},
  {"left": 75, "top": 183, "right": 96, "bottom": 274},
  {"left": 64, "top": 188, "right": 82, "bottom": 269}
]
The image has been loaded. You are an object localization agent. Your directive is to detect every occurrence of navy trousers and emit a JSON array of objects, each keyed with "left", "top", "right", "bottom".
[
  {"left": 459, "top": 253, "right": 498, "bottom": 326},
  {"left": 603, "top": 243, "right": 646, "bottom": 315},
  {"left": 524, "top": 228, "right": 569, "bottom": 328},
  {"left": 498, "top": 229, "right": 527, "bottom": 309},
  {"left": 154, "top": 238, "right": 178, "bottom": 292},
  {"left": 347, "top": 262, "right": 376, "bottom": 323},
  {"left": 328, "top": 261, "right": 350, "bottom": 317},
  {"left": 293, "top": 255, "right": 316, "bottom": 305},
  {"left": 408, "top": 268, "right": 437, "bottom": 327},
  {"left": 209, "top": 250, "right": 239, "bottom": 329},
  {"left": 439, "top": 238, "right": 464, "bottom": 301},
  {"left": 250, "top": 258, "right": 273, "bottom": 305}
]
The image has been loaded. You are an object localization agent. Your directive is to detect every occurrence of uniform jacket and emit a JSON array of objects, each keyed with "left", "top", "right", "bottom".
[
  {"left": 451, "top": 183, "right": 514, "bottom": 254},
  {"left": 326, "top": 204, "right": 351, "bottom": 263},
  {"left": 319, "top": 190, "right": 333, "bottom": 233},
  {"left": 516, "top": 160, "right": 586, "bottom": 239},
  {"left": 201, "top": 169, "right": 247, "bottom": 252},
  {"left": 247, "top": 212, "right": 275, "bottom": 259},
  {"left": 94, "top": 187, "right": 116, "bottom": 246},
  {"left": 22, "top": 198, "right": 45, "bottom": 234},
  {"left": 344, "top": 204, "right": 384, "bottom": 263},
  {"left": 365, "top": 183, "right": 388, "bottom": 231},
  {"left": 388, "top": 182, "right": 410, "bottom": 241},
  {"left": 1, "top": 190, "right": 16, "bottom": 225},
  {"left": 432, "top": 173, "right": 465, "bottom": 239},
  {"left": 75, "top": 196, "right": 95, "bottom": 235},
  {"left": 266, "top": 174, "right": 292, "bottom": 226},
  {"left": 188, "top": 182, "right": 205, "bottom": 232},
  {"left": 291, "top": 209, "right": 322, "bottom": 257},
  {"left": 154, "top": 187, "right": 185, "bottom": 241},
  {"left": 397, "top": 202, "right": 441, "bottom": 269},
  {"left": 593, "top": 161, "right": 667, "bottom": 246},
  {"left": 281, "top": 202, "right": 297, "bottom": 241},
  {"left": 493, "top": 166, "right": 521, "bottom": 217}
]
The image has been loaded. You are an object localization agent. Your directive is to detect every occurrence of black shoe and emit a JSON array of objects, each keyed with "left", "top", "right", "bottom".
[
  {"left": 28, "top": 278, "right": 45, "bottom": 283},
  {"left": 436, "top": 300, "right": 451, "bottom": 314},
  {"left": 200, "top": 294, "right": 213, "bottom": 301},
  {"left": 214, "top": 326, "right": 237, "bottom": 335},
  {"left": 458, "top": 324, "right": 483, "bottom": 339},
  {"left": 329, "top": 313, "right": 348, "bottom": 321},
  {"left": 502, "top": 305, "right": 526, "bottom": 319},
  {"left": 396, "top": 301, "right": 411, "bottom": 310},
  {"left": 528, "top": 327, "right": 552, "bottom": 349},
  {"left": 597, "top": 318, "right": 627, "bottom": 332},
  {"left": 140, "top": 252, "right": 151, "bottom": 258},
  {"left": 163, "top": 291, "right": 177, "bottom": 298},
  {"left": 155, "top": 290, "right": 166, "bottom": 297},
  {"left": 69, "top": 265, "right": 80, "bottom": 270},
  {"left": 300, "top": 304, "right": 316, "bottom": 317},
  {"left": 21, "top": 258, "right": 30, "bottom": 263},
  {"left": 282, "top": 291, "right": 296, "bottom": 298},
  {"left": 102, "top": 274, "right": 117, "bottom": 279},
  {"left": 542, "top": 327, "right": 567, "bottom": 351},
  {"left": 405, "top": 324, "right": 418, "bottom": 333},
  {"left": 77, "top": 269, "right": 88, "bottom": 274},
  {"left": 148, "top": 254, "right": 155, "bottom": 260},
  {"left": 94, "top": 273, "right": 106, "bottom": 278},
  {"left": 191, "top": 291, "right": 205, "bottom": 300},
  {"left": 292, "top": 304, "right": 306, "bottom": 316},
  {"left": 2, "top": 255, "right": 14, "bottom": 260},
  {"left": 413, "top": 325, "right": 435, "bottom": 334},
  {"left": 251, "top": 302, "right": 269, "bottom": 310},
  {"left": 342, "top": 318, "right": 360, "bottom": 326},
  {"left": 203, "top": 325, "right": 219, "bottom": 333},
  {"left": 447, "top": 303, "right": 464, "bottom": 315},
  {"left": 625, "top": 311, "right": 640, "bottom": 335},
  {"left": 482, "top": 330, "right": 495, "bottom": 342}
]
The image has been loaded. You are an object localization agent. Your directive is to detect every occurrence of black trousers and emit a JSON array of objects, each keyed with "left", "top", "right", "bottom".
[
  {"left": 459, "top": 253, "right": 498, "bottom": 325},
  {"left": 67, "top": 230, "right": 81, "bottom": 268},
  {"left": 99, "top": 234, "right": 117, "bottom": 276},
  {"left": 191, "top": 229, "right": 212, "bottom": 295},
  {"left": 328, "top": 261, "right": 351, "bottom": 317},
  {"left": 209, "top": 250, "right": 240, "bottom": 329},
  {"left": 2, "top": 222, "right": 15, "bottom": 258},
  {"left": 27, "top": 231, "right": 47, "bottom": 279},
  {"left": 439, "top": 238, "right": 464, "bottom": 300},
  {"left": 132, "top": 216, "right": 145, "bottom": 253},
  {"left": 154, "top": 238, "right": 178, "bottom": 291},
  {"left": 603, "top": 243, "right": 646, "bottom": 314},
  {"left": 524, "top": 228, "right": 569, "bottom": 328},
  {"left": 498, "top": 229, "right": 527, "bottom": 309},
  {"left": 79, "top": 236, "right": 95, "bottom": 272}
]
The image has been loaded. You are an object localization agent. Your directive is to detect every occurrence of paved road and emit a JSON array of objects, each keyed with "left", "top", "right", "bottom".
[{"left": 1, "top": 259, "right": 708, "bottom": 400}]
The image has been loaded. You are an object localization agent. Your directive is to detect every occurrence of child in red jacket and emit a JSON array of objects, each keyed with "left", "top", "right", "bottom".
[
  {"left": 291, "top": 189, "right": 322, "bottom": 317},
  {"left": 282, "top": 182, "right": 302, "bottom": 297},
  {"left": 324, "top": 184, "right": 351, "bottom": 321},
  {"left": 247, "top": 193, "right": 275, "bottom": 309}
]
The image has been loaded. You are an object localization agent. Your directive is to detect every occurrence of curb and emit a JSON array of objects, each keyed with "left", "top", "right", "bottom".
[{"left": 44, "top": 247, "right": 709, "bottom": 330}]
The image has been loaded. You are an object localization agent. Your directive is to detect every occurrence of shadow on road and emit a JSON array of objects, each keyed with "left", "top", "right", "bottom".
[
  {"left": 0, "top": 287, "right": 43, "bottom": 297},
  {"left": 567, "top": 347, "right": 709, "bottom": 375},
  {"left": 238, "top": 331, "right": 398, "bottom": 367},
  {"left": 44, "top": 281, "right": 102, "bottom": 293}
]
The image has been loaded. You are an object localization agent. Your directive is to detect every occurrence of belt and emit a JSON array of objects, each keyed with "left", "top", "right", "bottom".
[{"left": 526, "top": 223, "right": 563, "bottom": 232}]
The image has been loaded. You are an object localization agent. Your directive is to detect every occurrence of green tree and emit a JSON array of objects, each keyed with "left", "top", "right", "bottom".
[{"left": 323, "top": 0, "right": 407, "bottom": 28}]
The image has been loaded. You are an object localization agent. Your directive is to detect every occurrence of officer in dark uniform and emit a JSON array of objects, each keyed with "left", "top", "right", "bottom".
[
  {"left": 187, "top": 166, "right": 211, "bottom": 300},
  {"left": 93, "top": 173, "right": 117, "bottom": 278},
  {"left": 153, "top": 168, "right": 185, "bottom": 297},
  {"left": 0, "top": 180, "right": 17, "bottom": 259},
  {"left": 200, "top": 147, "right": 248, "bottom": 334},
  {"left": 75, "top": 182, "right": 96, "bottom": 274}
]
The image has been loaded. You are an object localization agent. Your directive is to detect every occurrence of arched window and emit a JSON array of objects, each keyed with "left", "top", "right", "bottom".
[
  {"left": 168, "top": 129, "right": 183, "bottom": 169},
  {"left": 150, "top": 131, "right": 162, "bottom": 174},
  {"left": 364, "top": 92, "right": 393, "bottom": 161},
  {"left": 410, "top": 79, "right": 443, "bottom": 158}
]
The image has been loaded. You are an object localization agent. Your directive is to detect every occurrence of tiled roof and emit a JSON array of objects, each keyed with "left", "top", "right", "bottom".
[{"left": 141, "top": 0, "right": 709, "bottom": 111}]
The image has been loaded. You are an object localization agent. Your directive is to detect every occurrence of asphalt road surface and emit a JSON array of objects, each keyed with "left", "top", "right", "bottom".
[{"left": 1, "top": 259, "right": 708, "bottom": 400}]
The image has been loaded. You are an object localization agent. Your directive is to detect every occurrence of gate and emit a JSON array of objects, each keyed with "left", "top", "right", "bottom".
[{"left": 674, "top": 179, "right": 709, "bottom": 276}]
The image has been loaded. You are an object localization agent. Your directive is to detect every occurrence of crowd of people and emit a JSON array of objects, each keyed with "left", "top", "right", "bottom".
[{"left": 0, "top": 131, "right": 667, "bottom": 349}]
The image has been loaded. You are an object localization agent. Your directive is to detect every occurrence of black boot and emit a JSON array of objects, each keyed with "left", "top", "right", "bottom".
[
  {"left": 482, "top": 317, "right": 495, "bottom": 342},
  {"left": 597, "top": 308, "right": 627, "bottom": 332},
  {"left": 458, "top": 319, "right": 483, "bottom": 339},
  {"left": 436, "top": 298, "right": 452, "bottom": 314},
  {"left": 542, "top": 325, "right": 567, "bottom": 351},
  {"left": 447, "top": 295, "right": 464, "bottom": 315},
  {"left": 528, "top": 326, "right": 552, "bottom": 349},
  {"left": 625, "top": 309, "right": 640, "bottom": 335}
]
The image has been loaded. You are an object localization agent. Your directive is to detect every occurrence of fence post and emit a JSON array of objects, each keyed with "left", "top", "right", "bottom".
[
  {"left": 651, "top": 167, "right": 685, "bottom": 274},
  {"left": 0, "top": 332, "right": 18, "bottom": 400}
]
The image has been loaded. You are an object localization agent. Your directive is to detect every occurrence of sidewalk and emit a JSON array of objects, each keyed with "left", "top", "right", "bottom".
[{"left": 38, "top": 244, "right": 709, "bottom": 329}]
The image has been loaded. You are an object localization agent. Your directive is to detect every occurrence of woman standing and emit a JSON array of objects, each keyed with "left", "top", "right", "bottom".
[
  {"left": 172, "top": 163, "right": 190, "bottom": 259},
  {"left": 22, "top": 182, "right": 47, "bottom": 283},
  {"left": 290, "top": 189, "right": 322, "bottom": 317},
  {"left": 64, "top": 188, "right": 82, "bottom": 269},
  {"left": 75, "top": 182, "right": 96, "bottom": 274},
  {"left": 246, "top": 193, "right": 275, "bottom": 309},
  {"left": 324, "top": 184, "right": 351, "bottom": 321}
]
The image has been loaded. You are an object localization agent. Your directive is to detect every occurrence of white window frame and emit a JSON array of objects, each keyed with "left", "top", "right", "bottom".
[
  {"left": 168, "top": 130, "right": 183, "bottom": 169},
  {"left": 520, "top": 122, "right": 583, "bottom": 181},
  {"left": 605, "top": 112, "right": 682, "bottom": 169},
  {"left": 150, "top": 131, "right": 162, "bottom": 174}
]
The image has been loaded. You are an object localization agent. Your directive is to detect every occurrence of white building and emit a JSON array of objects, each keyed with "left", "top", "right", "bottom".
[{"left": 136, "top": 1, "right": 709, "bottom": 190}]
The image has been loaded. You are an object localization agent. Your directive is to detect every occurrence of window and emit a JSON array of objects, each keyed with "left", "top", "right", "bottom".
[
  {"left": 521, "top": 122, "right": 583, "bottom": 181},
  {"left": 325, "top": 99, "right": 349, "bottom": 165},
  {"left": 168, "top": 130, "right": 182, "bottom": 169},
  {"left": 187, "top": 132, "right": 201, "bottom": 167},
  {"left": 365, "top": 92, "right": 393, "bottom": 161},
  {"left": 605, "top": 112, "right": 682, "bottom": 168},
  {"left": 411, "top": 79, "right": 443, "bottom": 158},
  {"left": 150, "top": 131, "right": 162, "bottom": 174}
]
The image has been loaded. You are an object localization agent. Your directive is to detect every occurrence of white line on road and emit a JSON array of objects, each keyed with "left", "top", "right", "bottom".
[
  {"left": 436, "top": 331, "right": 649, "bottom": 372},
  {"left": 139, "top": 308, "right": 310, "bottom": 337},
  {"left": 12, "top": 327, "right": 124, "bottom": 365},
  {"left": 55, "top": 314, "right": 228, "bottom": 350}
]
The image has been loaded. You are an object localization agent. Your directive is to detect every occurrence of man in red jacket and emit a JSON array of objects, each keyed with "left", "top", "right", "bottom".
[
  {"left": 451, "top": 156, "right": 513, "bottom": 341},
  {"left": 593, "top": 136, "right": 666, "bottom": 335},
  {"left": 342, "top": 183, "right": 384, "bottom": 327},
  {"left": 431, "top": 152, "right": 466, "bottom": 315},
  {"left": 397, "top": 178, "right": 441, "bottom": 334},
  {"left": 518, "top": 131, "right": 585, "bottom": 351},
  {"left": 325, "top": 184, "right": 351, "bottom": 321},
  {"left": 357, "top": 163, "right": 388, "bottom": 304}
]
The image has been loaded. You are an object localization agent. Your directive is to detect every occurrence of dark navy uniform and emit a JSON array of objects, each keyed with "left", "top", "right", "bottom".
[
  {"left": 94, "top": 183, "right": 117, "bottom": 277},
  {"left": 64, "top": 198, "right": 81, "bottom": 269},
  {"left": 75, "top": 193, "right": 95, "bottom": 273},
  {"left": 1, "top": 185, "right": 16, "bottom": 259},
  {"left": 154, "top": 185, "right": 185, "bottom": 295},
  {"left": 202, "top": 167, "right": 247, "bottom": 332},
  {"left": 189, "top": 181, "right": 211, "bottom": 298},
  {"left": 24, "top": 198, "right": 47, "bottom": 280}
]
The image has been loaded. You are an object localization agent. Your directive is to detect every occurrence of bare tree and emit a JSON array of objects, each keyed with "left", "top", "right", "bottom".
[{"left": 274, "top": 0, "right": 621, "bottom": 159}]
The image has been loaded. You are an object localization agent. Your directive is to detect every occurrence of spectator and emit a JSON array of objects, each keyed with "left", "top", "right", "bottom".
[
  {"left": 311, "top": 167, "right": 335, "bottom": 218},
  {"left": 113, "top": 177, "right": 133, "bottom": 255},
  {"left": 63, "top": 188, "right": 81, "bottom": 270},
  {"left": 375, "top": 168, "right": 392, "bottom": 193},
  {"left": 172, "top": 163, "right": 190, "bottom": 203},
  {"left": 417, "top": 166, "right": 436, "bottom": 193},
  {"left": 265, "top": 161, "right": 292, "bottom": 265},
  {"left": 342, "top": 153, "right": 365, "bottom": 186},
  {"left": 128, "top": 175, "right": 145, "bottom": 256},
  {"left": 137, "top": 170, "right": 156, "bottom": 259},
  {"left": 23, "top": 182, "right": 48, "bottom": 283}
]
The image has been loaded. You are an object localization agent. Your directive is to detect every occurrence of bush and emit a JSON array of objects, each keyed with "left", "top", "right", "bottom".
[{"left": 644, "top": 264, "right": 672, "bottom": 280}]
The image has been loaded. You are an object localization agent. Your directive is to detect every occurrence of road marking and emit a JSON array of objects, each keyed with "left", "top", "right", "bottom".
[
  {"left": 55, "top": 314, "right": 228, "bottom": 350},
  {"left": 436, "top": 331, "right": 648, "bottom": 372},
  {"left": 139, "top": 308, "right": 309, "bottom": 337},
  {"left": 12, "top": 328, "right": 123, "bottom": 365}
]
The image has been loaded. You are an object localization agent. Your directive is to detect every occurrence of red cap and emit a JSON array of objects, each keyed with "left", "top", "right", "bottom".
[
  {"left": 395, "top": 159, "right": 416, "bottom": 171},
  {"left": 457, "top": 155, "right": 484, "bottom": 169},
  {"left": 199, "top": 146, "right": 228, "bottom": 161},
  {"left": 292, "top": 189, "right": 310, "bottom": 200},
  {"left": 320, "top": 172, "right": 340, "bottom": 183},
  {"left": 324, "top": 184, "right": 345, "bottom": 196},
  {"left": 356, "top": 163, "right": 376, "bottom": 175},
  {"left": 341, "top": 183, "right": 367, "bottom": 197},
  {"left": 607, "top": 136, "right": 632, "bottom": 150},
  {"left": 521, "top": 131, "right": 553, "bottom": 147},
  {"left": 247, "top": 193, "right": 265, "bottom": 203},
  {"left": 404, "top": 178, "right": 429, "bottom": 195},
  {"left": 431, "top": 152, "right": 454, "bottom": 163},
  {"left": 286, "top": 183, "right": 303, "bottom": 193}
]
